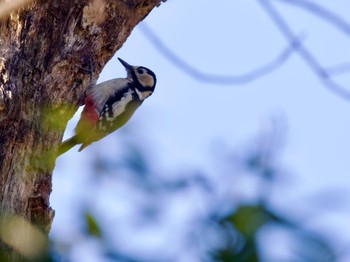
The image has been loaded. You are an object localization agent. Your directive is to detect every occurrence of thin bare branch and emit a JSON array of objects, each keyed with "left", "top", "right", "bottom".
[
  {"left": 139, "top": 23, "right": 303, "bottom": 85},
  {"left": 326, "top": 62, "right": 350, "bottom": 76},
  {"left": 258, "top": 0, "right": 350, "bottom": 100},
  {"left": 275, "top": 0, "right": 350, "bottom": 37},
  {"left": 0, "top": 0, "right": 33, "bottom": 19}
]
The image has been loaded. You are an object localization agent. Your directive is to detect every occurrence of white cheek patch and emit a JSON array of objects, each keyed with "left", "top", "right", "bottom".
[
  {"left": 139, "top": 74, "right": 154, "bottom": 88},
  {"left": 145, "top": 77, "right": 154, "bottom": 88},
  {"left": 112, "top": 90, "right": 133, "bottom": 118}
]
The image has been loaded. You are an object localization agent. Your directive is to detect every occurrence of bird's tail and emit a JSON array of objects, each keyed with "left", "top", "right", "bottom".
[{"left": 57, "top": 136, "right": 79, "bottom": 157}]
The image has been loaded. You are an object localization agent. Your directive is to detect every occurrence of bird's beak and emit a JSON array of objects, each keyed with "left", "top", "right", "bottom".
[{"left": 118, "top": 58, "right": 132, "bottom": 72}]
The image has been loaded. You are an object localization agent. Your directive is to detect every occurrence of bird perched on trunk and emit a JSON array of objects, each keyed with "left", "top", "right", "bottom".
[{"left": 58, "top": 58, "right": 157, "bottom": 156}]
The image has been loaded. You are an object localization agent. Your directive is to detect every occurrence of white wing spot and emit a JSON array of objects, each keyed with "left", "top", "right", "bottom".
[{"left": 112, "top": 90, "right": 134, "bottom": 118}]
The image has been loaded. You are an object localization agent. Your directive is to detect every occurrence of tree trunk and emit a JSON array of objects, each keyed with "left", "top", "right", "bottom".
[{"left": 0, "top": 0, "right": 162, "bottom": 255}]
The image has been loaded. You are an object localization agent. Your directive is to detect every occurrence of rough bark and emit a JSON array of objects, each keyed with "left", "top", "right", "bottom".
[{"left": 0, "top": 0, "right": 162, "bottom": 242}]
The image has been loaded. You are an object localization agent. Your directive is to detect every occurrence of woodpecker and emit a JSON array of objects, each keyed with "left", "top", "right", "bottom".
[{"left": 58, "top": 58, "right": 157, "bottom": 156}]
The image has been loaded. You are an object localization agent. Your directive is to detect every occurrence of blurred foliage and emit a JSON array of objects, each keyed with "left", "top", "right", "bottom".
[
  {"left": 84, "top": 213, "right": 102, "bottom": 238},
  {"left": 212, "top": 204, "right": 336, "bottom": 262},
  {"left": 0, "top": 216, "right": 52, "bottom": 262},
  {"left": 51, "top": 123, "right": 342, "bottom": 262}
]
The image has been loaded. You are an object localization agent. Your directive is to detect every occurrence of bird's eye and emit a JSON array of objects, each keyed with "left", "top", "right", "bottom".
[{"left": 137, "top": 69, "right": 144, "bottom": 74}]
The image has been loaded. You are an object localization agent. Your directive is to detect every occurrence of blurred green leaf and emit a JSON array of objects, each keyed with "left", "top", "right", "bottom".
[
  {"left": 227, "top": 205, "right": 272, "bottom": 237},
  {"left": 85, "top": 213, "right": 101, "bottom": 238}
]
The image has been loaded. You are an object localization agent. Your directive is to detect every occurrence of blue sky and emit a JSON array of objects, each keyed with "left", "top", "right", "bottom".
[{"left": 53, "top": 0, "right": 350, "bottom": 261}]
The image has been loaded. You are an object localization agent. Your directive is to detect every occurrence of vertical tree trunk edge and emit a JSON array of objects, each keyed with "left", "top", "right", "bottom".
[{"left": 0, "top": 1, "right": 163, "bottom": 257}]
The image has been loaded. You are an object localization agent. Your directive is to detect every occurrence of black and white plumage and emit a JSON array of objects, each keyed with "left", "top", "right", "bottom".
[{"left": 58, "top": 58, "right": 157, "bottom": 156}]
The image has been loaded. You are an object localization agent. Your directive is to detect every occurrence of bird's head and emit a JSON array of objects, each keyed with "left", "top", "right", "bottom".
[{"left": 118, "top": 58, "right": 157, "bottom": 100}]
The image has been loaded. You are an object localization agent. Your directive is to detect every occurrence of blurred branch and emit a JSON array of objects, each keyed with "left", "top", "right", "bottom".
[
  {"left": 139, "top": 23, "right": 303, "bottom": 85},
  {"left": 275, "top": 0, "right": 350, "bottom": 76},
  {"left": 275, "top": 0, "right": 350, "bottom": 37},
  {"left": 325, "top": 62, "right": 350, "bottom": 76},
  {"left": 0, "top": 0, "right": 33, "bottom": 19},
  {"left": 258, "top": 0, "right": 350, "bottom": 100}
]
